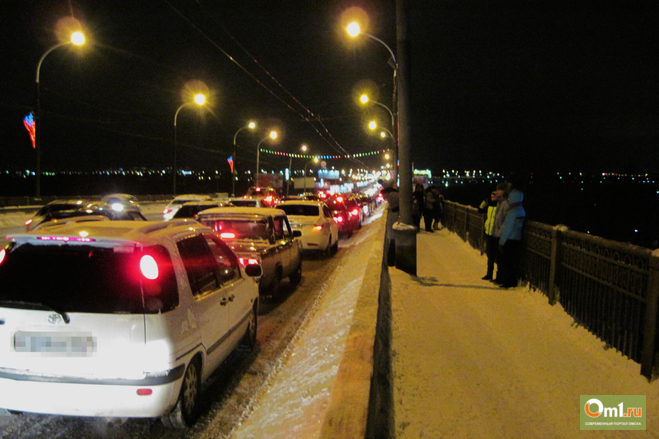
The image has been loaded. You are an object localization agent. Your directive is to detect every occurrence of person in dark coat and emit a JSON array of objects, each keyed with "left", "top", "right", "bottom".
[{"left": 412, "top": 183, "right": 425, "bottom": 230}]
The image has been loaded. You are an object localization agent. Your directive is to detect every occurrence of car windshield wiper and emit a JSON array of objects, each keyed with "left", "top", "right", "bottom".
[{"left": 0, "top": 300, "right": 70, "bottom": 324}]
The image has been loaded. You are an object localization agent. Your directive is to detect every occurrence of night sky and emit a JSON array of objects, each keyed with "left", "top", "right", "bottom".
[{"left": 1, "top": 1, "right": 658, "bottom": 177}]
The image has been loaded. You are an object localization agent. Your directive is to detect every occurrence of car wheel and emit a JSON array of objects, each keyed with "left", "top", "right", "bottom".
[
  {"left": 240, "top": 303, "right": 258, "bottom": 349},
  {"left": 331, "top": 238, "right": 339, "bottom": 254},
  {"left": 163, "top": 358, "right": 201, "bottom": 428},
  {"left": 289, "top": 260, "right": 302, "bottom": 286},
  {"left": 323, "top": 237, "right": 332, "bottom": 257},
  {"left": 269, "top": 269, "right": 282, "bottom": 299}
]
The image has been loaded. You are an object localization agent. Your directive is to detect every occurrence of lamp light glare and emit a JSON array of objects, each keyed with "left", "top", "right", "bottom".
[
  {"left": 194, "top": 94, "right": 206, "bottom": 106},
  {"left": 347, "top": 22, "right": 361, "bottom": 37},
  {"left": 71, "top": 31, "right": 85, "bottom": 46}
]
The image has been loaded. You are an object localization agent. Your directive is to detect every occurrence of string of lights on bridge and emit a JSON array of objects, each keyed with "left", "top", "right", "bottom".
[{"left": 259, "top": 149, "right": 389, "bottom": 160}]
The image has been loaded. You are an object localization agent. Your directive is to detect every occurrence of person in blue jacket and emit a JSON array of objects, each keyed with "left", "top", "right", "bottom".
[{"left": 498, "top": 187, "right": 526, "bottom": 288}]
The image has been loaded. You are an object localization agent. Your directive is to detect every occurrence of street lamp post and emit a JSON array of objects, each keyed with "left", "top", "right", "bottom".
[
  {"left": 232, "top": 121, "right": 256, "bottom": 196},
  {"left": 255, "top": 130, "right": 277, "bottom": 186},
  {"left": 348, "top": 22, "right": 398, "bottom": 182},
  {"left": 303, "top": 157, "right": 319, "bottom": 193},
  {"left": 34, "top": 31, "right": 85, "bottom": 198},
  {"left": 173, "top": 93, "right": 206, "bottom": 195},
  {"left": 360, "top": 94, "right": 395, "bottom": 129},
  {"left": 287, "top": 144, "right": 307, "bottom": 196}
]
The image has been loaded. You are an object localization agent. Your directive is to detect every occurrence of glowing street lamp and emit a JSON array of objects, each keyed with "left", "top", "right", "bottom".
[
  {"left": 369, "top": 120, "right": 394, "bottom": 142},
  {"left": 232, "top": 121, "right": 256, "bottom": 195},
  {"left": 360, "top": 94, "right": 395, "bottom": 129},
  {"left": 34, "top": 30, "right": 86, "bottom": 198},
  {"left": 173, "top": 93, "right": 206, "bottom": 195},
  {"left": 347, "top": 19, "right": 398, "bottom": 182},
  {"left": 255, "top": 130, "right": 278, "bottom": 183}
]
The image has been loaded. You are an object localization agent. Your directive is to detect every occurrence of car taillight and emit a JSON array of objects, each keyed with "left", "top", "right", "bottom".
[
  {"left": 350, "top": 208, "right": 360, "bottom": 216},
  {"left": 312, "top": 225, "right": 323, "bottom": 232},
  {"left": 220, "top": 232, "right": 236, "bottom": 239},
  {"left": 334, "top": 216, "right": 344, "bottom": 223},
  {"left": 25, "top": 218, "right": 33, "bottom": 226},
  {"left": 140, "top": 255, "right": 159, "bottom": 280},
  {"left": 265, "top": 196, "right": 273, "bottom": 203},
  {"left": 336, "top": 196, "right": 344, "bottom": 203},
  {"left": 163, "top": 208, "right": 172, "bottom": 214},
  {"left": 239, "top": 257, "right": 260, "bottom": 266},
  {"left": 0, "top": 249, "right": 6, "bottom": 265}
]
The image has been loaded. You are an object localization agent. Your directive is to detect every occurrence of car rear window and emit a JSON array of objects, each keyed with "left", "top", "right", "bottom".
[
  {"left": 0, "top": 243, "right": 178, "bottom": 314},
  {"left": 173, "top": 205, "right": 218, "bottom": 218},
  {"left": 279, "top": 205, "right": 319, "bottom": 216},
  {"left": 230, "top": 200, "right": 258, "bottom": 207},
  {"left": 199, "top": 219, "right": 269, "bottom": 240},
  {"left": 37, "top": 203, "right": 82, "bottom": 216}
]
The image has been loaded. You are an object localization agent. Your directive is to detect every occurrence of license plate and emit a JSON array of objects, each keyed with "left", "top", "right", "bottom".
[{"left": 14, "top": 332, "right": 96, "bottom": 357}]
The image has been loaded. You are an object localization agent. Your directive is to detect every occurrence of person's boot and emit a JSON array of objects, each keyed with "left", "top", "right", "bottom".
[{"left": 482, "top": 272, "right": 493, "bottom": 280}]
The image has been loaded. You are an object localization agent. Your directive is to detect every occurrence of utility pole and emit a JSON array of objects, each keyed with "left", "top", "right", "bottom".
[{"left": 394, "top": 0, "right": 417, "bottom": 275}]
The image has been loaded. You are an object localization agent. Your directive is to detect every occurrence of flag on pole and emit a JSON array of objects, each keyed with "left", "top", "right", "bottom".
[
  {"left": 23, "top": 113, "right": 36, "bottom": 149},
  {"left": 227, "top": 156, "right": 234, "bottom": 173}
]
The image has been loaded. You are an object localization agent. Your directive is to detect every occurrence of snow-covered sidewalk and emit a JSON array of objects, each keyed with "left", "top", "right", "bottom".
[{"left": 391, "top": 228, "right": 659, "bottom": 438}]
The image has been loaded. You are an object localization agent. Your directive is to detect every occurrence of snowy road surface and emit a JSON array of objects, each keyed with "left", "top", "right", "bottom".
[{"left": 0, "top": 205, "right": 384, "bottom": 438}]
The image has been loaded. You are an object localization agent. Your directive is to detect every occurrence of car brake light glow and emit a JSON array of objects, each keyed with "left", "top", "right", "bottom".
[
  {"left": 336, "top": 196, "right": 344, "bottom": 203},
  {"left": 334, "top": 216, "right": 344, "bottom": 223},
  {"left": 239, "top": 257, "right": 260, "bottom": 266},
  {"left": 312, "top": 225, "right": 323, "bottom": 232},
  {"left": 163, "top": 208, "right": 172, "bottom": 214},
  {"left": 25, "top": 219, "right": 33, "bottom": 226},
  {"left": 350, "top": 208, "right": 360, "bottom": 216},
  {"left": 220, "top": 232, "right": 236, "bottom": 239},
  {"left": 0, "top": 249, "right": 5, "bottom": 265},
  {"left": 140, "top": 255, "right": 159, "bottom": 280},
  {"left": 37, "top": 236, "right": 95, "bottom": 242},
  {"left": 265, "top": 196, "right": 273, "bottom": 203}
]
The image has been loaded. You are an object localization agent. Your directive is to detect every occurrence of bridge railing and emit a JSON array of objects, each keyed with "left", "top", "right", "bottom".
[{"left": 444, "top": 199, "right": 659, "bottom": 381}]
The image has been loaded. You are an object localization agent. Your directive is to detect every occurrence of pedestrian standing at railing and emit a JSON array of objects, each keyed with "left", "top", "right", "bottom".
[
  {"left": 412, "top": 183, "right": 425, "bottom": 231},
  {"left": 478, "top": 190, "right": 499, "bottom": 280},
  {"left": 423, "top": 186, "right": 436, "bottom": 232},
  {"left": 498, "top": 187, "right": 526, "bottom": 288},
  {"left": 432, "top": 189, "right": 445, "bottom": 230},
  {"left": 491, "top": 182, "right": 511, "bottom": 284}
]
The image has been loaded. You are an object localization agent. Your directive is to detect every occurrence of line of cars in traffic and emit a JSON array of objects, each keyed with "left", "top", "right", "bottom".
[{"left": 0, "top": 187, "right": 378, "bottom": 426}]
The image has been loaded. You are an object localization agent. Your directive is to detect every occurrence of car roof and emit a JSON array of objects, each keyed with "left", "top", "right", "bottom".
[
  {"left": 180, "top": 200, "right": 224, "bottom": 206},
  {"left": 278, "top": 200, "right": 325, "bottom": 207},
  {"left": 9, "top": 219, "right": 206, "bottom": 245},
  {"left": 197, "top": 206, "right": 286, "bottom": 219},
  {"left": 44, "top": 199, "right": 88, "bottom": 205},
  {"left": 172, "top": 194, "right": 211, "bottom": 199}
]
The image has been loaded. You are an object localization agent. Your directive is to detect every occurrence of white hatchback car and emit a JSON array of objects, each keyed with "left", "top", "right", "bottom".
[
  {"left": 163, "top": 194, "right": 213, "bottom": 220},
  {"left": 0, "top": 218, "right": 261, "bottom": 426},
  {"left": 278, "top": 200, "right": 339, "bottom": 255}
]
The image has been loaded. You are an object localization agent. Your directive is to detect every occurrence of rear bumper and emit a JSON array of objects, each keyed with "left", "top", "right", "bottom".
[{"left": 0, "top": 366, "right": 184, "bottom": 418}]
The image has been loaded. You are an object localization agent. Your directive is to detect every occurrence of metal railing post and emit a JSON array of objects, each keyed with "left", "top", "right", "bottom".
[
  {"left": 548, "top": 225, "right": 568, "bottom": 305},
  {"left": 641, "top": 249, "right": 659, "bottom": 380}
]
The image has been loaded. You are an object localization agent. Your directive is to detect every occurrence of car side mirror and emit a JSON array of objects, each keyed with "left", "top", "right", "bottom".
[
  {"left": 245, "top": 264, "right": 263, "bottom": 277},
  {"left": 293, "top": 230, "right": 302, "bottom": 238}
]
